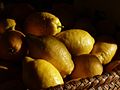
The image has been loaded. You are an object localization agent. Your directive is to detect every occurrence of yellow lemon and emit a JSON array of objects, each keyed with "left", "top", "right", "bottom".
[
  {"left": 55, "top": 29, "right": 95, "bottom": 56},
  {"left": 0, "top": 18, "right": 16, "bottom": 34},
  {"left": 91, "top": 36, "right": 117, "bottom": 64},
  {"left": 5, "top": 19, "right": 16, "bottom": 30},
  {"left": 26, "top": 35, "right": 74, "bottom": 78},
  {"left": 23, "top": 56, "right": 64, "bottom": 89},
  {"left": 71, "top": 54, "right": 103, "bottom": 79},
  {"left": 25, "top": 12, "right": 63, "bottom": 36}
]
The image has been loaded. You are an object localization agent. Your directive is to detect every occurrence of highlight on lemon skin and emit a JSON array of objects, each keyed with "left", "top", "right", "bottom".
[
  {"left": 91, "top": 36, "right": 118, "bottom": 65},
  {"left": 23, "top": 56, "right": 64, "bottom": 89},
  {"left": 26, "top": 35, "right": 74, "bottom": 78},
  {"left": 55, "top": 29, "right": 95, "bottom": 56},
  {"left": 0, "top": 18, "right": 16, "bottom": 34},
  {"left": 6, "top": 18, "right": 16, "bottom": 30},
  {"left": 70, "top": 54, "right": 103, "bottom": 79},
  {"left": 0, "top": 29, "right": 26, "bottom": 62},
  {"left": 24, "top": 12, "right": 63, "bottom": 36}
]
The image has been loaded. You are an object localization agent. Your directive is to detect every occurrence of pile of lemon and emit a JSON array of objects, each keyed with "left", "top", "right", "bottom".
[{"left": 0, "top": 11, "right": 118, "bottom": 90}]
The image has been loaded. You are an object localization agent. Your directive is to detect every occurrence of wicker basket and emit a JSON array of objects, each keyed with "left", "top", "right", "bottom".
[
  {"left": 47, "top": 66, "right": 120, "bottom": 90},
  {"left": 0, "top": 65, "right": 119, "bottom": 90}
]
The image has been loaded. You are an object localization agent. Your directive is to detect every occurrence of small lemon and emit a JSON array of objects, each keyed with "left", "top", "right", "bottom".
[
  {"left": 0, "top": 18, "right": 16, "bottom": 34},
  {"left": 5, "top": 19, "right": 16, "bottom": 30}
]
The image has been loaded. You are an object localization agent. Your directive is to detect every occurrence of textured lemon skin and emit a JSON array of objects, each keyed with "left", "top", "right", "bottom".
[
  {"left": 27, "top": 35, "right": 74, "bottom": 78},
  {"left": 71, "top": 54, "right": 103, "bottom": 79},
  {"left": 91, "top": 42, "right": 117, "bottom": 64},
  {"left": 25, "top": 12, "right": 62, "bottom": 36},
  {"left": 34, "top": 59, "right": 64, "bottom": 88},
  {"left": 23, "top": 57, "right": 64, "bottom": 89},
  {"left": 55, "top": 29, "right": 95, "bottom": 56}
]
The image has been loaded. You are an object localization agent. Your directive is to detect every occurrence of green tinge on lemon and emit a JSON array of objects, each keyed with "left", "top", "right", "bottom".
[{"left": 25, "top": 12, "right": 62, "bottom": 36}]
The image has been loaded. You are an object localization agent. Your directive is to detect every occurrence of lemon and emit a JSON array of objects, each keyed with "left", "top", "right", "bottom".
[
  {"left": 70, "top": 54, "right": 103, "bottom": 79},
  {"left": 91, "top": 36, "right": 117, "bottom": 64},
  {"left": 25, "top": 12, "right": 63, "bottom": 36},
  {"left": 0, "top": 18, "right": 16, "bottom": 34},
  {"left": 55, "top": 29, "right": 95, "bottom": 56},
  {"left": 0, "top": 30, "right": 26, "bottom": 61},
  {"left": 23, "top": 56, "right": 64, "bottom": 89},
  {"left": 27, "top": 35, "right": 74, "bottom": 78},
  {"left": 5, "top": 19, "right": 16, "bottom": 30}
]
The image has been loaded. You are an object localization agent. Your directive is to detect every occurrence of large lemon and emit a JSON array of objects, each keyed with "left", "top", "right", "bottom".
[
  {"left": 55, "top": 29, "right": 95, "bottom": 56},
  {"left": 26, "top": 35, "right": 74, "bottom": 78},
  {"left": 23, "top": 56, "right": 64, "bottom": 89},
  {"left": 25, "top": 12, "right": 63, "bottom": 36}
]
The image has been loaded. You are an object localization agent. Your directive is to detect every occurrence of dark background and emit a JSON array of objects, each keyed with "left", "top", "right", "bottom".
[
  {"left": 2, "top": 0, "right": 74, "bottom": 10},
  {"left": 1, "top": 0, "right": 120, "bottom": 40}
]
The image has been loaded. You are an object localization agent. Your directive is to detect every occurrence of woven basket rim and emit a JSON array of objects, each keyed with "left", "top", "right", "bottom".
[{"left": 47, "top": 68, "right": 120, "bottom": 90}]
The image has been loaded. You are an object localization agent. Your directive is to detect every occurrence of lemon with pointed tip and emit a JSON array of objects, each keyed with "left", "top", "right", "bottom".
[
  {"left": 25, "top": 12, "right": 63, "bottom": 36},
  {"left": 27, "top": 35, "right": 74, "bottom": 78},
  {"left": 23, "top": 56, "right": 64, "bottom": 89},
  {"left": 0, "top": 18, "right": 16, "bottom": 34},
  {"left": 55, "top": 29, "right": 95, "bottom": 56},
  {"left": 91, "top": 36, "right": 117, "bottom": 64},
  {"left": 6, "top": 19, "right": 16, "bottom": 30}
]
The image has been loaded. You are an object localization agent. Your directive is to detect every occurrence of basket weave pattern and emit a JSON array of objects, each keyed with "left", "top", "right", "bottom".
[{"left": 48, "top": 68, "right": 120, "bottom": 90}]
